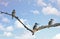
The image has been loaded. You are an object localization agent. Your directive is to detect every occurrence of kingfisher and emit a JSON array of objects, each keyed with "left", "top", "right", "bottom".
[
  {"left": 33, "top": 23, "right": 38, "bottom": 30},
  {"left": 48, "top": 19, "right": 54, "bottom": 25},
  {"left": 12, "top": 9, "right": 16, "bottom": 19},
  {"left": 48, "top": 19, "right": 54, "bottom": 28},
  {"left": 32, "top": 23, "right": 39, "bottom": 33}
]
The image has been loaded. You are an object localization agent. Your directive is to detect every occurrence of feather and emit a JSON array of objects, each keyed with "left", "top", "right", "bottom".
[{"left": 12, "top": 9, "right": 16, "bottom": 19}]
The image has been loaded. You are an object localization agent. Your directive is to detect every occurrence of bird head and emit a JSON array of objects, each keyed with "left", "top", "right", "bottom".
[
  {"left": 13, "top": 9, "right": 15, "bottom": 11},
  {"left": 35, "top": 23, "right": 38, "bottom": 25},
  {"left": 50, "top": 19, "right": 54, "bottom": 21}
]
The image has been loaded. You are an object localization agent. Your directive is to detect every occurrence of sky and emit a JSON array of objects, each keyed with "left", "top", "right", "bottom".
[{"left": 0, "top": 0, "right": 60, "bottom": 39}]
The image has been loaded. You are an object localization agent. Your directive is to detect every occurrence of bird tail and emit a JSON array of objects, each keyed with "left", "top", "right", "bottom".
[
  {"left": 12, "top": 15, "right": 13, "bottom": 19},
  {"left": 32, "top": 32, "right": 34, "bottom": 35},
  {"left": 32, "top": 33, "right": 34, "bottom": 35},
  {"left": 12, "top": 17, "right": 13, "bottom": 19}
]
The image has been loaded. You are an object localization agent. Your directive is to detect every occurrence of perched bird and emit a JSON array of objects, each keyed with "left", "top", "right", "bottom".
[
  {"left": 48, "top": 19, "right": 54, "bottom": 28},
  {"left": 32, "top": 23, "right": 38, "bottom": 33},
  {"left": 33, "top": 23, "right": 38, "bottom": 30},
  {"left": 48, "top": 19, "right": 54, "bottom": 25},
  {"left": 12, "top": 9, "right": 16, "bottom": 19}
]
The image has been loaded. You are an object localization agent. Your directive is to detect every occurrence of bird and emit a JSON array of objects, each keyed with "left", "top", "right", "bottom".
[
  {"left": 12, "top": 9, "right": 16, "bottom": 19},
  {"left": 48, "top": 19, "right": 54, "bottom": 25},
  {"left": 33, "top": 23, "right": 38, "bottom": 32},
  {"left": 48, "top": 19, "right": 54, "bottom": 28}
]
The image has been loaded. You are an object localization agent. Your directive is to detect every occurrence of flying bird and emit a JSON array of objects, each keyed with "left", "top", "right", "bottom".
[{"left": 12, "top": 9, "right": 16, "bottom": 19}]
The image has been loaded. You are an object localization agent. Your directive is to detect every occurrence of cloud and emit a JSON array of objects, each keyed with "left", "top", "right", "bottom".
[
  {"left": 36, "top": 0, "right": 47, "bottom": 7},
  {"left": 49, "top": 0, "right": 60, "bottom": 7},
  {"left": 0, "top": 23, "right": 14, "bottom": 32},
  {"left": 57, "top": 0, "right": 60, "bottom": 6},
  {"left": 55, "top": 26, "right": 60, "bottom": 28},
  {"left": 52, "top": 0, "right": 60, "bottom": 6},
  {"left": 50, "top": 0, "right": 56, "bottom": 3},
  {"left": 14, "top": 19, "right": 24, "bottom": 28},
  {"left": 0, "top": 0, "right": 9, "bottom": 7},
  {"left": 15, "top": 31, "right": 36, "bottom": 39},
  {"left": 53, "top": 34, "right": 60, "bottom": 39},
  {"left": 42, "top": 5, "right": 60, "bottom": 16},
  {"left": 3, "top": 32, "right": 13, "bottom": 37},
  {"left": 5, "top": 26, "right": 14, "bottom": 32},
  {"left": 14, "top": 19, "right": 28, "bottom": 28},
  {"left": 14, "top": 18, "right": 35, "bottom": 39},
  {"left": 0, "top": 23, "right": 5, "bottom": 31},
  {"left": 0, "top": 24, "right": 14, "bottom": 37},
  {"left": 0, "top": 13, "right": 10, "bottom": 23},
  {"left": 1, "top": 1, "right": 8, "bottom": 7},
  {"left": 2, "top": 17, "right": 10, "bottom": 23},
  {"left": 31, "top": 10, "right": 40, "bottom": 15}
]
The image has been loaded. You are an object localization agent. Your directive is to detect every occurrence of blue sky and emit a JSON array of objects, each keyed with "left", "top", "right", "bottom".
[{"left": 0, "top": 0, "right": 60, "bottom": 39}]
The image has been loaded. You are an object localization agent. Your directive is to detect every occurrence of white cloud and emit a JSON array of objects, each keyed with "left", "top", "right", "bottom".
[
  {"left": 5, "top": 26, "right": 14, "bottom": 32},
  {"left": 42, "top": 5, "right": 60, "bottom": 16},
  {"left": 51, "top": 0, "right": 60, "bottom": 6},
  {"left": 14, "top": 18, "right": 35, "bottom": 39},
  {"left": 49, "top": 0, "right": 60, "bottom": 7},
  {"left": 2, "top": 17, "right": 10, "bottom": 23},
  {"left": 56, "top": 26, "right": 60, "bottom": 28},
  {"left": 36, "top": 0, "right": 47, "bottom": 7},
  {"left": 0, "top": 0, "right": 9, "bottom": 7},
  {"left": 53, "top": 34, "right": 60, "bottom": 39},
  {"left": 31, "top": 10, "right": 40, "bottom": 15},
  {"left": 0, "top": 12, "right": 10, "bottom": 23},
  {"left": 0, "top": 23, "right": 14, "bottom": 32},
  {"left": 0, "top": 14, "right": 2, "bottom": 17},
  {"left": 49, "top": 0, "right": 56, "bottom": 3},
  {"left": 57, "top": 0, "right": 60, "bottom": 6},
  {"left": 0, "top": 24, "right": 5, "bottom": 31},
  {"left": 1, "top": 1, "right": 8, "bottom": 7},
  {"left": 3, "top": 32, "right": 13, "bottom": 37},
  {"left": 0, "top": 24, "right": 14, "bottom": 37},
  {"left": 15, "top": 31, "right": 36, "bottom": 39},
  {"left": 15, "top": 19, "right": 28, "bottom": 28}
]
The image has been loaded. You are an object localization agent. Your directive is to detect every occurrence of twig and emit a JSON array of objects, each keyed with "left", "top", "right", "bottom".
[
  {"left": 0, "top": 11, "right": 34, "bottom": 35},
  {"left": 0, "top": 11, "right": 60, "bottom": 35},
  {"left": 36, "top": 23, "right": 60, "bottom": 31}
]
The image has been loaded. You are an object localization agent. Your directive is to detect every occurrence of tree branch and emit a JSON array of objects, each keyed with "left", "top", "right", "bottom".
[
  {"left": 0, "top": 11, "right": 34, "bottom": 35},
  {"left": 36, "top": 23, "right": 60, "bottom": 31},
  {"left": 0, "top": 11, "right": 60, "bottom": 35}
]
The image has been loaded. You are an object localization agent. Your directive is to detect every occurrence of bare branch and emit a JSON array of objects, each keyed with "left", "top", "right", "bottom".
[
  {"left": 0, "top": 11, "right": 60, "bottom": 35},
  {"left": 35, "top": 23, "right": 60, "bottom": 32},
  {"left": 0, "top": 11, "right": 34, "bottom": 35}
]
